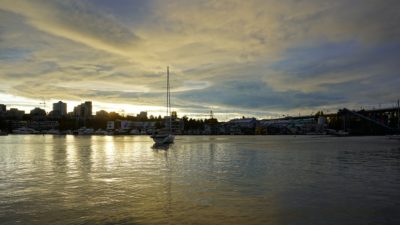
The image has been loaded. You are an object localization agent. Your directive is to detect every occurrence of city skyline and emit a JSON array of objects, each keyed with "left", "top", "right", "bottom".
[{"left": 0, "top": 0, "right": 399, "bottom": 120}]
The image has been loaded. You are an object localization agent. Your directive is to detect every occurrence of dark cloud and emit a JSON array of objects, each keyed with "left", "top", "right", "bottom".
[
  {"left": 267, "top": 41, "right": 400, "bottom": 102},
  {"left": 274, "top": 42, "right": 400, "bottom": 78},
  {"left": 177, "top": 80, "right": 346, "bottom": 111}
]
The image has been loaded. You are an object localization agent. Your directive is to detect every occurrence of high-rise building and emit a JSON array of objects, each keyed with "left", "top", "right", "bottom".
[
  {"left": 52, "top": 101, "right": 67, "bottom": 116},
  {"left": 84, "top": 101, "right": 92, "bottom": 118},
  {"left": 73, "top": 101, "right": 92, "bottom": 118},
  {"left": 73, "top": 104, "right": 82, "bottom": 117}
]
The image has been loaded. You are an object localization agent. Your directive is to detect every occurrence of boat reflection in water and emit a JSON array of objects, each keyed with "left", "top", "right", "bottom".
[{"left": 152, "top": 142, "right": 173, "bottom": 151}]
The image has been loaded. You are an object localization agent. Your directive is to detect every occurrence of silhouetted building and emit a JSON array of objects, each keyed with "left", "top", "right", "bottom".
[
  {"left": 227, "top": 118, "right": 257, "bottom": 134},
  {"left": 137, "top": 111, "right": 148, "bottom": 120},
  {"left": 52, "top": 101, "right": 67, "bottom": 117},
  {"left": 0, "top": 104, "right": 6, "bottom": 118},
  {"left": 0, "top": 104, "right": 6, "bottom": 113},
  {"left": 84, "top": 101, "right": 92, "bottom": 117},
  {"left": 73, "top": 105, "right": 81, "bottom": 117},
  {"left": 74, "top": 101, "right": 92, "bottom": 118},
  {"left": 6, "top": 108, "right": 25, "bottom": 120}
]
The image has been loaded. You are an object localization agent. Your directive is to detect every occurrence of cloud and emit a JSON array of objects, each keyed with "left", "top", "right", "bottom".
[{"left": 0, "top": 0, "right": 142, "bottom": 57}]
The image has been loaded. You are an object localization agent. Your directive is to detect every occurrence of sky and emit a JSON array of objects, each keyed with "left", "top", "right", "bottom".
[{"left": 0, "top": 0, "right": 399, "bottom": 120}]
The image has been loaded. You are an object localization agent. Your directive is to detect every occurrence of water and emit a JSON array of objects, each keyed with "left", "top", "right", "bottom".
[{"left": 0, "top": 135, "right": 399, "bottom": 225}]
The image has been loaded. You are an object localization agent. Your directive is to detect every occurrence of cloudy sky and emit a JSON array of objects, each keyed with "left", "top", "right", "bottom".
[{"left": 0, "top": 0, "right": 399, "bottom": 119}]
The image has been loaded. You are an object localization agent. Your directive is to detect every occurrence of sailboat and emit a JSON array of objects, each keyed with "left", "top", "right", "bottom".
[{"left": 151, "top": 66, "right": 175, "bottom": 145}]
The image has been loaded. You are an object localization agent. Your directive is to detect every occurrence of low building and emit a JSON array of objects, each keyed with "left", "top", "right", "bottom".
[
  {"left": 107, "top": 121, "right": 115, "bottom": 130},
  {"left": 29, "top": 121, "right": 59, "bottom": 131},
  {"left": 30, "top": 107, "right": 46, "bottom": 120},
  {"left": 227, "top": 118, "right": 257, "bottom": 134},
  {"left": 164, "top": 116, "right": 184, "bottom": 134},
  {"left": 137, "top": 111, "right": 148, "bottom": 120},
  {"left": 132, "top": 121, "right": 156, "bottom": 134},
  {"left": 259, "top": 117, "right": 320, "bottom": 134}
]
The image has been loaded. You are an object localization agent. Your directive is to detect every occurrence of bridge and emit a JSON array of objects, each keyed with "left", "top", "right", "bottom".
[{"left": 335, "top": 107, "right": 399, "bottom": 134}]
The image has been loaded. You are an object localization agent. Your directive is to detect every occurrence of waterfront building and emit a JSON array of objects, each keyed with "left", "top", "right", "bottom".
[
  {"left": 164, "top": 115, "right": 184, "bottom": 134},
  {"left": 106, "top": 121, "right": 115, "bottom": 130},
  {"left": 227, "top": 118, "right": 257, "bottom": 134},
  {"left": 120, "top": 120, "right": 133, "bottom": 130},
  {"left": 28, "top": 120, "right": 59, "bottom": 131},
  {"left": 259, "top": 117, "right": 320, "bottom": 135},
  {"left": 228, "top": 118, "right": 257, "bottom": 128},
  {"left": 132, "top": 121, "right": 156, "bottom": 134}
]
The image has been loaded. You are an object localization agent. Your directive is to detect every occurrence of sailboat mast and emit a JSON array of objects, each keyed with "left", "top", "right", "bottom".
[
  {"left": 167, "top": 66, "right": 172, "bottom": 133},
  {"left": 166, "top": 66, "right": 169, "bottom": 117}
]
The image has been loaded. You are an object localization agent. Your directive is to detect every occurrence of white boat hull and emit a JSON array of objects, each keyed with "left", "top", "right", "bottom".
[
  {"left": 12, "top": 127, "right": 39, "bottom": 134},
  {"left": 151, "top": 134, "right": 175, "bottom": 145}
]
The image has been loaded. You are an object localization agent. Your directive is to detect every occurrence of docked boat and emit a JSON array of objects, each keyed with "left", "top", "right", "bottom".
[
  {"left": 76, "top": 127, "right": 94, "bottom": 135},
  {"left": 12, "top": 127, "right": 39, "bottom": 134},
  {"left": 46, "top": 129, "right": 61, "bottom": 135},
  {"left": 94, "top": 129, "right": 109, "bottom": 135},
  {"left": 388, "top": 135, "right": 400, "bottom": 140},
  {"left": 151, "top": 67, "right": 175, "bottom": 145},
  {"left": 0, "top": 130, "right": 8, "bottom": 136},
  {"left": 326, "top": 129, "right": 349, "bottom": 137}
]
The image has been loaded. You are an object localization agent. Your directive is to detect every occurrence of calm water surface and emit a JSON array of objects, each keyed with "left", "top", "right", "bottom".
[{"left": 0, "top": 135, "right": 399, "bottom": 225}]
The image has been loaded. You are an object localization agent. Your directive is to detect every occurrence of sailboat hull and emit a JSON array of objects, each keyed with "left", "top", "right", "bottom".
[{"left": 151, "top": 134, "right": 175, "bottom": 145}]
